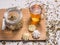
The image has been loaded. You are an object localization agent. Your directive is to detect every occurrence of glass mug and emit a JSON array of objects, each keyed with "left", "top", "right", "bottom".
[
  {"left": 2, "top": 7, "right": 23, "bottom": 30},
  {"left": 29, "top": 1, "right": 42, "bottom": 25}
]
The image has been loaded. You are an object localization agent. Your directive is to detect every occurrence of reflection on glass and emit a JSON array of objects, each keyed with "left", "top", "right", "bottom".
[{"left": 29, "top": 2, "right": 42, "bottom": 25}]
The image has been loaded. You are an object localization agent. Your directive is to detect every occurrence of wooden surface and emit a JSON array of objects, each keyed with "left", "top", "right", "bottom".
[{"left": 0, "top": 8, "right": 46, "bottom": 41}]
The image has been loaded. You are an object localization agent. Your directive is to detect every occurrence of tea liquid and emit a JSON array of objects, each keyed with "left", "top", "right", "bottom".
[{"left": 30, "top": 4, "right": 41, "bottom": 25}]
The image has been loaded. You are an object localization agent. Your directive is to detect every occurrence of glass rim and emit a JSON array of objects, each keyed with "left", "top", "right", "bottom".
[
  {"left": 29, "top": 1, "right": 43, "bottom": 14},
  {"left": 4, "top": 7, "right": 22, "bottom": 24}
]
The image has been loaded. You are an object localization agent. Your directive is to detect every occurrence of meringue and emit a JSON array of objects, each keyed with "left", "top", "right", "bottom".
[
  {"left": 22, "top": 33, "right": 30, "bottom": 40},
  {"left": 32, "top": 30, "right": 40, "bottom": 39},
  {"left": 28, "top": 25, "right": 36, "bottom": 32}
]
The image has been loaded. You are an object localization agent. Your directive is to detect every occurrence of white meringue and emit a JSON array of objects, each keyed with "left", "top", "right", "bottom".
[{"left": 32, "top": 30, "right": 40, "bottom": 39}]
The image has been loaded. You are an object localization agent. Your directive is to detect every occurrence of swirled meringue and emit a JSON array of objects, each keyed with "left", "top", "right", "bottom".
[{"left": 32, "top": 30, "right": 40, "bottom": 39}]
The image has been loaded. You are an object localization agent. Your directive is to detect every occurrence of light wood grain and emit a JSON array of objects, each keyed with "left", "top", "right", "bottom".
[{"left": 0, "top": 8, "right": 46, "bottom": 40}]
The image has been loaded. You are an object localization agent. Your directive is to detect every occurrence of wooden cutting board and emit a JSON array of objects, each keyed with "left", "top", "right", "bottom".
[{"left": 0, "top": 8, "right": 46, "bottom": 41}]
